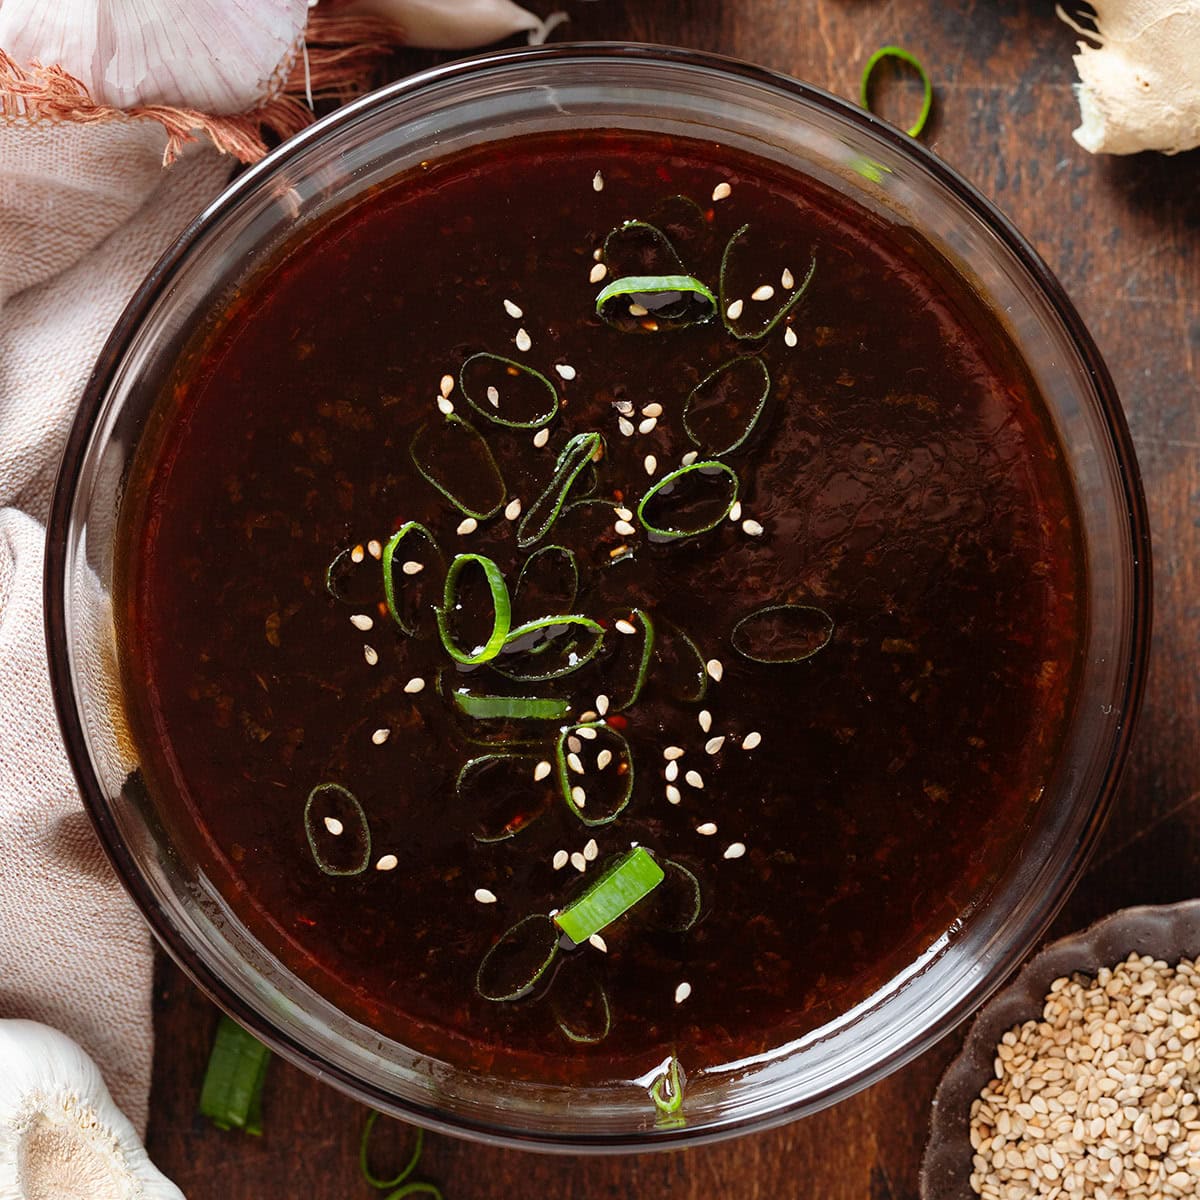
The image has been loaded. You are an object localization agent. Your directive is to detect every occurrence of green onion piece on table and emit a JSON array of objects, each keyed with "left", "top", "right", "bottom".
[
  {"left": 360, "top": 1111, "right": 424, "bottom": 1190},
  {"left": 435, "top": 553, "right": 511, "bottom": 665},
  {"left": 860, "top": 45, "right": 934, "bottom": 139},
  {"left": 381, "top": 522, "right": 441, "bottom": 635},
  {"left": 554, "top": 847, "right": 665, "bottom": 944},
  {"left": 719, "top": 224, "right": 817, "bottom": 340},
  {"left": 731, "top": 603, "right": 835, "bottom": 663},
  {"left": 637, "top": 460, "right": 739, "bottom": 541},
  {"left": 304, "top": 782, "right": 371, "bottom": 876},
  {"left": 555, "top": 722, "right": 635, "bottom": 826},
  {"left": 595, "top": 274, "right": 717, "bottom": 332},
  {"left": 459, "top": 352, "right": 559, "bottom": 428},
  {"left": 451, "top": 690, "right": 571, "bottom": 721},
  {"left": 199, "top": 1015, "right": 270, "bottom": 1135},
  {"left": 410, "top": 414, "right": 506, "bottom": 519},
  {"left": 517, "top": 432, "right": 603, "bottom": 549}
]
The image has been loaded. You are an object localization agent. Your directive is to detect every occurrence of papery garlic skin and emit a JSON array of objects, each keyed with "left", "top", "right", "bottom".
[
  {"left": 343, "top": 0, "right": 550, "bottom": 49},
  {"left": 1061, "top": 0, "right": 1200, "bottom": 154},
  {"left": 0, "top": 1020, "right": 183, "bottom": 1200},
  {"left": 0, "top": 0, "right": 308, "bottom": 113}
]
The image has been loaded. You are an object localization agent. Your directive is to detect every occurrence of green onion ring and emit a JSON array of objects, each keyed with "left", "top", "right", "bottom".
[
  {"left": 476, "top": 913, "right": 560, "bottom": 1002},
  {"left": 650, "top": 1055, "right": 685, "bottom": 1116},
  {"left": 860, "top": 45, "right": 934, "bottom": 139},
  {"left": 304, "top": 783, "right": 370, "bottom": 876},
  {"left": 655, "top": 619, "right": 708, "bottom": 704},
  {"left": 730, "top": 603, "right": 835, "bottom": 663},
  {"left": 555, "top": 982, "right": 612, "bottom": 1045},
  {"left": 595, "top": 274, "right": 717, "bottom": 330},
  {"left": 381, "top": 522, "right": 441, "bottom": 635},
  {"left": 517, "top": 432, "right": 603, "bottom": 549},
  {"left": 555, "top": 722, "right": 635, "bottom": 827},
  {"left": 719, "top": 224, "right": 817, "bottom": 341},
  {"left": 514, "top": 545, "right": 579, "bottom": 620},
  {"left": 683, "top": 356, "right": 772, "bottom": 457},
  {"left": 435, "top": 553, "right": 511, "bottom": 665},
  {"left": 637, "top": 460, "right": 739, "bottom": 541},
  {"left": 359, "top": 1111, "right": 424, "bottom": 1191},
  {"left": 410, "top": 415, "right": 506, "bottom": 519},
  {"left": 493, "top": 614, "right": 606, "bottom": 682},
  {"left": 611, "top": 609, "right": 655, "bottom": 711},
  {"left": 459, "top": 352, "right": 560, "bottom": 429},
  {"left": 602, "top": 219, "right": 684, "bottom": 274},
  {"left": 458, "top": 754, "right": 551, "bottom": 844}
]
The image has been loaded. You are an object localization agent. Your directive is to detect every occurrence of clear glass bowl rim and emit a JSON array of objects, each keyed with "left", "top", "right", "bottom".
[{"left": 44, "top": 42, "right": 1152, "bottom": 1152}]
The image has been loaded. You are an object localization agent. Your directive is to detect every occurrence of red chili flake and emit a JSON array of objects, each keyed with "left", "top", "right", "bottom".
[{"left": 607, "top": 713, "right": 629, "bottom": 730}]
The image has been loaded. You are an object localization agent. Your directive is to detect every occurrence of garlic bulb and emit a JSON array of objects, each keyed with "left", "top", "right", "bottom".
[
  {"left": 0, "top": 1020, "right": 183, "bottom": 1200},
  {"left": 342, "top": 0, "right": 563, "bottom": 49},
  {"left": 0, "top": 0, "right": 308, "bottom": 113}
]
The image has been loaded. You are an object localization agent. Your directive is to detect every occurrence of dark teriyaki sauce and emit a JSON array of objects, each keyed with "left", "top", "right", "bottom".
[{"left": 117, "top": 130, "right": 1083, "bottom": 1089}]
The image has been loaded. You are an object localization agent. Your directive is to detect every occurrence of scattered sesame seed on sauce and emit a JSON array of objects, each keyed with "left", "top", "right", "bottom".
[
  {"left": 532, "top": 427, "right": 550, "bottom": 448},
  {"left": 706, "top": 658, "right": 724, "bottom": 682},
  {"left": 680, "top": 450, "right": 698, "bottom": 466},
  {"left": 436, "top": 396, "right": 454, "bottom": 415},
  {"left": 751, "top": 284, "right": 775, "bottom": 302},
  {"left": 596, "top": 749, "right": 613, "bottom": 770},
  {"left": 675, "top": 981, "right": 692, "bottom": 1004},
  {"left": 403, "top": 677, "right": 426, "bottom": 694},
  {"left": 577, "top": 726, "right": 598, "bottom": 740},
  {"left": 781, "top": 267, "right": 795, "bottom": 289},
  {"left": 742, "top": 731, "right": 762, "bottom": 750},
  {"left": 439, "top": 373, "right": 454, "bottom": 397},
  {"left": 503, "top": 298, "right": 523, "bottom": 319},
  {"left": 375, "top": 854, "right": 398, "bottom": 871},
  {"left": 371, "top": 728, "right": 390, "bottom": 745},
  {"left": 742, "top": 519, "right": 765, "bottom": 537},
  {"left": 618, "top": 417, "right": 635, "bottom": 437},
  {"left": 726, "top": 298, "right": 744, "bottom": 320},
  {"left": 456, "top": 517, "right": 477, "bottom": 535},
  {"left": 614, "top": 519, "right": 636, "bottom": 536},
  {"left": 486, "top": 385, "right": 500, "bottom": 407},
  {"left": 534, "top": 760, "right": 552, "bottom": 782},
  {"left": 712, "top": 182, "right": 732, "bottom": 201},
  {"left": 685, "top": 770, "right": 704, "bottom": 789},
  {"left": 615, "top": 619, "right": 637, "bottom": 635},
  {"left": 664, "top": 746, "right": 684, "bottom": 760},
  {"left": 552, "top": 849, "right": 568, "bottom": 870},
  {"left": 583, "top": 838, "right": 599, "bottom": 861},
  {"left": 366, "top": 540, "right": 382, "bottom": 559},
  {"left": 588, "top": 933, "right": 608, "bottom": 952},
  {"left": 350, "top": 613, "right": 374, "bottom": 631},
  {"left": 723, "top": 842, "right": 747, "bottom": 859},
  {"left": 474, "top": 888, "right": 498, "bottom": 904},
  {"left": 638, "top": 417, "right": 657, "bottom": 434},
  {"left": 728, "top": 500, "right": 743, "bottom": 522},
  {"left": 363, "top": 644, "right": 378, "bottom": 666},
  {"left": 401, "top": 560, "right": 423, "bottom": 575},
  {"left": 589, "top": 262, "right": 607, "bottom": 284},
  {"left": 644, "top": 454, "right": 657, "bottom": 475},
  {"left": 696, "top": 822, "right": 717, "bottom": 836},
  {"left": 350, "top": 544, "right": 365, "bottom": 563},
  {"left": 666, "top": 785, "right": 681, "bottom": 805},
  {"left": 570, "top": 850, "right": 587, "bottom": 872},
  {"left": 698, "top": 710, "right": 713, "bottom": 733},
  {"left": 642, "top": 402, "right": 663, "bottom": 418},
  {"left": 784, "top": 325, "right": 798, "bottom": 348},
  {"left": 592, "top": 170, "right": 604, "bottom": 192},
  {"left": 705, "top": 736, "right": 726, "bottom": 755},
  {"left": 514, "top": 327, "right": 532, "bottom": 352},
  {"left": 504, "top": 497, "right": 522, "bottom": 521},
  {"left": 323, "top": 816, "right": 344, "bottom": 835},
  {"left": 665, "top": 760, "right": 679, "bottom": 782}
]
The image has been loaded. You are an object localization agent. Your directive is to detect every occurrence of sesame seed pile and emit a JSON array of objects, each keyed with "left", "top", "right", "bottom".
[{"left": 969, "top": 953, "right": 1200, "bottom": 1200}]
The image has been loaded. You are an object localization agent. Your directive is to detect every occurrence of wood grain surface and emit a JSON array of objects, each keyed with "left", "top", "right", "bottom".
[{"left": 147, "top": 3, "right": 1200, "bottom": 1197}]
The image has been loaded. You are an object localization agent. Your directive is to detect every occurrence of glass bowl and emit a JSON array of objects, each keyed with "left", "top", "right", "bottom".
[{"left": 45, "top": 44, "right": 1151, "bottom": 1152}]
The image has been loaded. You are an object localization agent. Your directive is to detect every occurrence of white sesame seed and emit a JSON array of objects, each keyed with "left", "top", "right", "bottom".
[
  {"left": 705, "top": 736, "right": 726, "bottom": 755},
  {"left": 742, "top": 731, "right": 762, "bottom": 750},
  {"left": 504, "top": 497, "right": 522, "bottom": 521},
  {"left": 551, "top": 850, "right": 569, "bottom": 872},
  {"left": 323, "top": 816, "right": 344, "bottom": 836},
  {"left": 638, "top": 417, "right": 657, "bottom": 434},
  {"left": 363, "top": 644, "right": 379, "bottom": 666},
  {"left": 696, "top": 822, "right": 718, "bottom": 836},
  {"left": 593, "top": 247, "right": 603, "bottom": 261},
  {"left": 532, "top": 427, "right": 550, "bottom": 449},
  {"left": 712, "top": 182, "right": 732, "bottom": 201},
  {"left": 596, "top": 693, "right": 610, "bottom": 715},
  {"left": 555, "top": 363, "right": 577, "bottom": 381},
  {"left": 665, "top": 760, "right": 679, "bottom": 782},
  {"left": 475, "top": 888, "right": 498, "bottom": 904},
  {"left": 588, "top": 933, "right": 608, "bottom": 952},
  {"left": 571, "top": 785, "right": 586, "bottom": 808},
  {"left": 439, "top": 373, "right": 454, "bottom": 398},
  {"left": 486, "top": 385, "right": 500, "bottom": 407},
  {"left": 742, "top": 519, "right": 765, "bottom": 537},
  {"left": 367, "top": 539, "right": 382, "bottom": 559},
  {"left": 751, "top": 284, "right": 776, "bottom": 302},
  {"left": 685, "top": 770, "right": 704, "bottom": 789},
  {"left": 698, "top": 710, "right": 712, "bottom": 733},
  {"left": 706, "top": 658, "right": 724, "bottom": 682},
  {"left": 781, "top": 267, "right": 795, "bottom": 290},
  {"left": 436, "top": 396, "right": 454, "bottom": 415},
  {"left": 615, "top": 399, "right": 634, "bottom": 415},
  {"left": 578, "top": 711, "right": 597, "bottom": 724},
  {"left": 615, "top": 619, "right": 637, "bottom": 635},
  {"left": 567, "top": 752, "right": 585, "bottom": 774},
  {"left": 726, "top": 298, "right": 744, "bottom": 320},
  {"left": 666, "top": 784, "right": 681, "bottom": 805},
  {"left": 664, "top": 746, "right": 685, "bottom": 760},
  {"left": 614, "top": 520, "right": 636, "bottom": 537},
  {"left": 350, "top": 544, "right": 365, "bottom": 563},
  {"left": 589, "top": 262, "right": 607, "bottom": 284},
  {"left": 570, "top": 851, "right": 587, "bottom": 872},
  {"left": 576, "top": 726, "right": 598, "bottom": 740},
  {"left": 567, "top": 735, "right": 582, "bottom": 754},
  {"left": 534, "top": 760, "right": 552, "bottom": 782},
  {"left": 503, "top": 298, "right": 523, "bottom": 319},
  {"left": 644, "top": 454, "right": 657, "bottom": 475},
  {"left": 680, "top": 450, "right": 698, "bottom": 466},
  {"left": 618, "top": 417, "right": 635, "bottom": 437},
  {"left": 675, "top": 981, "right": 692, "bottom": 1004},
  {"left": 728, "top": 500, "right": 743, "bottom": 522},
  {"left": 596, "top": 749, "right": 612, "bottom": 770},
  {"left": 403, "top": 677, "right": 426, "bottom": 694},
  {"left": 515, "top": 328, "right": 531, "bottom": 352},
  {"left": 350, "top": 613, "right": 374, "bottom": 631},
  {"left": 402, "top": 560, "right": 424, "bottom": 576},
  {"left": 724, "top": 842, "right": 747, "bottom": 859},
  {"left": 592, "top": 170, "right": 604, "bottom": 192},
  {"left": 376, "top": 854, "right": 398, "bottom": 871},
  {"left": 457, "top": 517, "right": 477, "bottom": 535},
  {"left": 784, "top": 326, "right": 798, "bottom": 348},
  {"left": 628, "top": 302, "right": 649, "bottom": 317},
  {"left": 583, "top": 838, "right": 599, "bottom": 861},
  {"left": 371, "top": 728, "right": 390, "bottom": 745},
  {"left": 641, "top": 403, "right": 663, "bottom": 418}
]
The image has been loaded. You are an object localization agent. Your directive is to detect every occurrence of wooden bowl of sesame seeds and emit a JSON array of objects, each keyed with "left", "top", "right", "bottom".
[{"left": 921, "top": 900, "right": 1200, "bottom": 1200}]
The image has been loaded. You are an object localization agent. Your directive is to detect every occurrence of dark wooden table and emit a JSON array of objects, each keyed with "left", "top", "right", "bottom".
[{"left": 147, "top": 3, "right": 1200, "bottom": 1196}]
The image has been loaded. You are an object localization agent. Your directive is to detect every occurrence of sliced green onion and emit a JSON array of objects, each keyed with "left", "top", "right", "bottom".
[
  {"left": 650, "top": 859, "right": 703, "bottom": 932},
  {"left": 720, "top": 224, "right": 817, "bottom": 341},
  {"left": 476, "top": 913, "right": 560, "bottom": 1002},
  {"left": 304, "top": 783, "right": 370, "bottom": 876},
  {"left": 595, "top": 274, "right": 717, "bottom": 333},
  {"left": 683, "top": 357, "right": 771, "bottom": 457},
  {"left": 324, "top": 546, "right": 376, "bottom": 606},
  {"left": 555, "top": 723, "right": 635, "bottom": 827},
  {"left": 410, "top": 415, "right": 506, "bottom": 519},
  {"left": 513, "top": 545, "right": 579, "bottom": 623},
  {"left": 647, "top": 195, "right": 710, "bottom": 255},
  {"left": 553, "top": 973, "right": 612, "bottom": 1044},
  {"left": 654, "top": 619, "right": 708, "bottom": 703},
  {"left": 381, "top": 522, "right": 441, "bottom": 636},
  {"left": 493, "top": 614, "right": 605, "bottom": 682},
  {"left": 861, "top": 45, "right": 934, "bottom": 139},
  {"left": 435, "top": 553, "right": 511, "bottom": 665},
  {"left": 458, "top": 754, "right": 552, "bottom": 843},
  {"left": 731, "top": 603, "right": 835, "bottom": 663},
  {"left": 199, "top": 1015, "right": 270, "bottom": 1135},
  {"left": 459, "top": 352, "right": 559, "bottom": 428},
  {"left": 360, "top": 1111, "right": 424, "bottom": 1191},
  {"left": 517, "top": 432, "right": 603, "bottom": 549},
  {"left": 602, "top": 219, "right": 684, "bottom": 278},
  {"left": 607, "top": 608, "right": 655, "bottom": 711},
  {"left": 451, "top": 690, "right": 570, "bottom": 721},
  {"left": 650, "top": 1054, "right": 685, "bottom": 1117},
  {"left": 637, "top": 460, "right": 739, "bottom": 541},
  {"left": 383, "top": 1185, "right": 443, "bottom": 1200},
  {"left": 554, "top": 847, "right": 664, "bottom": 944}
]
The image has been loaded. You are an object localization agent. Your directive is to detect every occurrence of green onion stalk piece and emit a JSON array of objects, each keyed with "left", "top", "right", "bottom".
[
  {"left": 493, "top": 614, "right": 606, "bottom": 682},
  {"left": 513, "top": 544, "right": 580, "bottom": 622},
  {"left": 410, "top": 414, "right": 506, "bottom": 519},
  {"left": 609, "top": 608, "right": 655, "bottom": 711},
  {"left": 435, "top": 552, "right": 511, "bottom": 665},
  {"left": 458, "top": 753, "right": 553, "bottom": 843},
  {"left": 476, "top": 913, "right": 560, "bottom": 1002},
  {"left": 381, "top": 522, "right": 441, "bottom": 635},
  {"left": 654, "top": 859, "right": 704, "bottom": 932},
  {"left": 654, "top": 619, "right": 708, "bottom": 704},
  {"left": 683, "top": 356, "right": 772, "bottom": 457},
  {"left": 304, "top": 782, "right": 371, "bottom": 876},
  {"left": 637, "top": 460, "right": 739, "bottom": 541},
  {"left": 719, "top": 224, "right": 817, "bottom": 341},
  {"left": 554, "top": 847, "right": 665, "bottom": 944},
  {"left": 459, "top": 352, "right": 560, "bottom": 428},
  {"left": 199, "top": 1015, "right": 271, "bottom": 1135},
  {"left": 595, "top": 274, "right": 717, "bottom": 332},
  {"left": 556, "top": 722, "right": 635, "bottom": 826},
  {"left": 650, "top": 1054, "right": 685, "bottom": 1117},
  {"left": 731, "top": 603, "right": 835, "bottom": 663},
  {"left": 602, "top": 219, "right": 684, "bottom": 278},
  {"left": 360, "top": 1111, "right": 425, "bottom": 1191},
  {"left": 517, "top": 432, "right": 604, "bottom": 549},
  {"left": 451, "top": 690, "right": 571, "bottom": 721},
  {"left": 553, "top": 973, "right": 612, "bottom": 1044},
  {"left": 860, "top": 45, "right": 934, "bottom": 139}
]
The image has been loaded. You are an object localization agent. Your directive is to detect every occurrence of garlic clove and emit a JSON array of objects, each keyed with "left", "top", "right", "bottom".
[
  {"left": 342, "top": 0, "right": 558, "bottom": 50},
  {"left": 0, "top": 1020, "right": 183, "bottom": 1200}
]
